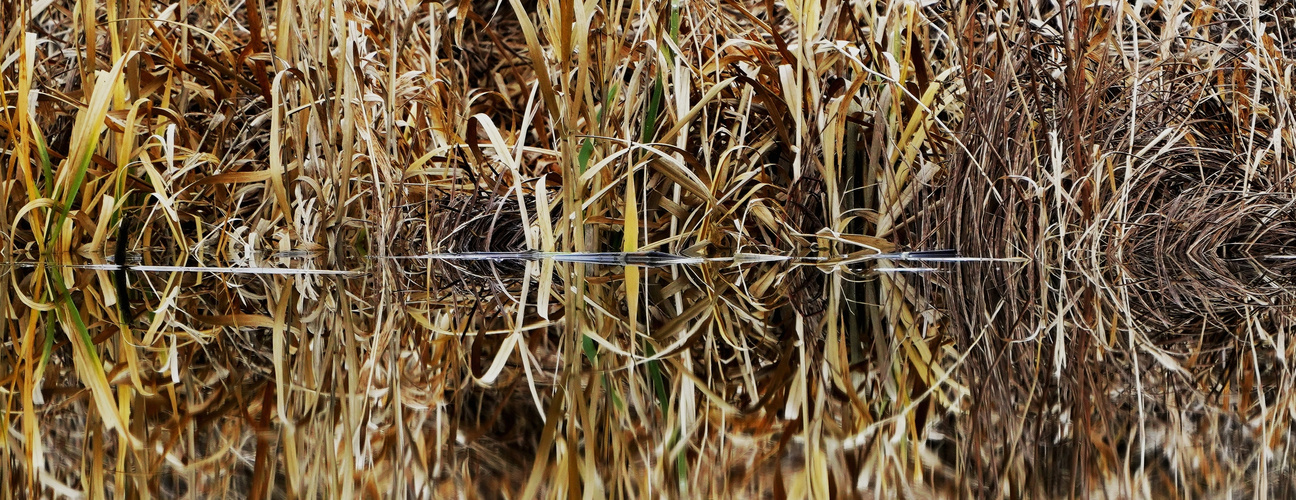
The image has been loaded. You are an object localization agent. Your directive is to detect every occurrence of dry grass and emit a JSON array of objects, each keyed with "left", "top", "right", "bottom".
[
  {"left": 933, "top": 1, "right": 1296, "bottom": 497},
  {"left": 1, "top": 0, "right": 1294, "bottom": 498}
]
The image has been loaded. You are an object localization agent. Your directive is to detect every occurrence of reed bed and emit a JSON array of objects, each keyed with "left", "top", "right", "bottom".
[
  {"left": 1, "top": 0, "right": 1294, "bottom": 497},
  {"left": 934, "top": 1, "right": 1296, "bottom": 496}
]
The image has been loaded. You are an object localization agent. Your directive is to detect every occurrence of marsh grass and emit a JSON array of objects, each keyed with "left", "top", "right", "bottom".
[
  {"left": 2, "top": 0, "right": 1295, "bottom": 497},
  {"left": 932, "top": 1, "right": 1296, "bottom": 496}
]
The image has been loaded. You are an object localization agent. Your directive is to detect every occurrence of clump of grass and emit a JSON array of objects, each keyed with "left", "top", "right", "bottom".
[
  {"left": 2, "top": 0, "right": 963, "bottom": 495},
  {"left": 933, "top": 1, "right": 1296, "bottom": 497}
]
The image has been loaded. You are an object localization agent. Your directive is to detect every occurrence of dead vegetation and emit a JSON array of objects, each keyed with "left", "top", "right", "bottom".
[
  {"left": 1, "top": 0, "right": 1295, "bottom": 497},
  {"left": 933, "top": 0, "right": 1296, "bottom": 497}
]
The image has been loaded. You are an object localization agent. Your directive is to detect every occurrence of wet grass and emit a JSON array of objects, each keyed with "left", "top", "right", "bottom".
[{"left": 2, "top": 0, "right": 1296, "bottom": 497}]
